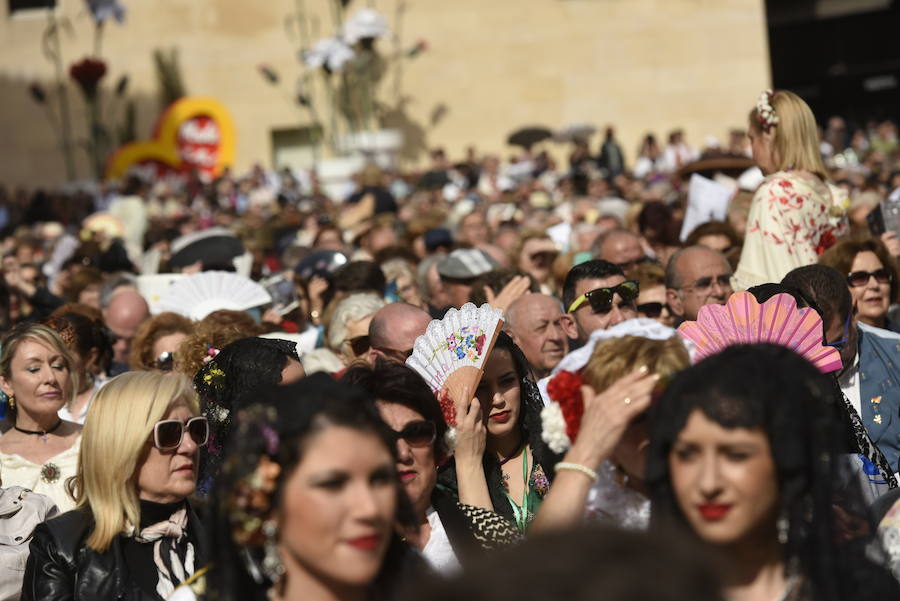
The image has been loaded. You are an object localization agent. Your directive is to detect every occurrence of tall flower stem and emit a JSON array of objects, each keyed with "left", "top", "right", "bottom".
[{"left": 44, "top": 10, "right": 76, "bottom": 181}]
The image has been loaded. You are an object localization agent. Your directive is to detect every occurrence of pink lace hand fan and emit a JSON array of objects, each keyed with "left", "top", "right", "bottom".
[{"left": 677, "top": 291, "right": 843, "bottom": 373}]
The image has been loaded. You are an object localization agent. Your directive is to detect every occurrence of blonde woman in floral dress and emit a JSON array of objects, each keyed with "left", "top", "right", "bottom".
[{"left": 733, "top": 90, "right": 849, "bottom": 290}]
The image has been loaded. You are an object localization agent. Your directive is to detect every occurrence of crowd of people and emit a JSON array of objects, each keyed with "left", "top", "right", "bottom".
[{"left": 0, "top": 89, "right": 899, "bottom": 601}]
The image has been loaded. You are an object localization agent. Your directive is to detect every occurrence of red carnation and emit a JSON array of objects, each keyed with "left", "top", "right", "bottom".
[
  {"left": 69, "top": 57, "right": 108, "bottom": 99},
  {"left": 436, "top": 388, "right": 456, "bottom": 427},
  {"left": 546, "top": 370, "right": 584, "bottom": 441}
]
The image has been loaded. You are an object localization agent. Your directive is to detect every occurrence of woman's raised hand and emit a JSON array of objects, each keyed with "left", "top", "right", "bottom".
[
  {"left": 567, "top": 367, "right": 659, "bottom": 468},
  {"left": 451, "top": 385, "right": 486, "bottom": 467}
]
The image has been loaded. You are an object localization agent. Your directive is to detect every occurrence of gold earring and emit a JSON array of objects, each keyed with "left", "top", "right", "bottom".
[{"left": 7, "top": 395, "right": 14, "bottom": 410}]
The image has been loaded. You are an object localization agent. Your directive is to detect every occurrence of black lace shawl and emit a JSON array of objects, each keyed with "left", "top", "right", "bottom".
[{"left": 437, "top": 331, "right": 563, "bottom": 526}]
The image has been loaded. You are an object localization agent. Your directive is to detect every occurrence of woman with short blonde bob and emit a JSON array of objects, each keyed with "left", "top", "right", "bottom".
[
  {"left": 733, "top": 90, "right": 849, "bottom": 290},
  {"left": 23, "top": 371, "right": 208, "bottom": 601}
]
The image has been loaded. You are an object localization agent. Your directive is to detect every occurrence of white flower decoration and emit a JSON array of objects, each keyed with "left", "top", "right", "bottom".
[
  {"left": 540, "top": 402, "right": 571, "bottom": 454},
  {"left": 213, "top": 405, "right": 230, "bottom": 423},
  {"left": 756, "top": 89, "right": 779, "bottom": 130},
  {"left": 343, "top": 8, "right": 389, "bottom": 44},
  {"left": 443, "top": 427, "right": 457, "bottom": 454},
  {"left": 302, "top": 37, "right": 355, "bottom": 72}
]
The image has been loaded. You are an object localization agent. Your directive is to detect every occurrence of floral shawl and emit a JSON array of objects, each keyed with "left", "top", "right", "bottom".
[{"left": 733, "top": 171, "right": 848, "bottom": 291}]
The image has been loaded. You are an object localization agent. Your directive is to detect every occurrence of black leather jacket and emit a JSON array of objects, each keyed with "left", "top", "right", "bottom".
[{"left": 21, "top": 505, "right": 206, "bottom": 601}]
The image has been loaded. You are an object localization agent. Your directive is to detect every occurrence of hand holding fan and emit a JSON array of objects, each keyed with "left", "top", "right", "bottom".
[
  {"left": 406, "top": 303, "right": 505, "bottom": 422},
  {"left": 677, "top": 291, "right": 842, "bottom": 373}
]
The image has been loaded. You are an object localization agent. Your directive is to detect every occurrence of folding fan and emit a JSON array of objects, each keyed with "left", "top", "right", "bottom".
[
  {"left": 155, "top": 271, "right": 272, "bottom": 321},
  {"left": 677, "top": 291, "right": 843, "bottom": 373},
  {"left": 406, "top": 303, "right": 505, "bottom": 422}
]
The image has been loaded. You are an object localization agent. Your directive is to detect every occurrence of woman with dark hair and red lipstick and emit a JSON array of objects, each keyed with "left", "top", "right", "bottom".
[
  {"left": 441, "top": 331, "right": 561, "bottom": 533},
  {"left": 203, "top": 373, "right": 423, "bottom": 601},
  {"left": 647, "top": 344, "right": 900, "bottom": 601}
]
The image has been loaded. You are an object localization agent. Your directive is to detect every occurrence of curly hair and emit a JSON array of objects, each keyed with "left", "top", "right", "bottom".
[
  {"left": 174, "top": 310, "right": 264, "bottom": 380},
  {"left": 818, "top": 235, "right": 899, "bottom": 303},
  {"left": 129, "top": 312, "right": 194, "bottom": 371},
  {"left": 581, "top": 335, "right": 690, "bottom": 394}
]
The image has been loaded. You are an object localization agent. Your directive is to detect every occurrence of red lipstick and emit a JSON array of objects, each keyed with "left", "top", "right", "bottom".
[
  {"left": 697, "top": 503, "right": 732, "bottom": 520},
  {"left": 347, "top": 534, "right": 381, "bottom": 550},
  {"left": 399, "top": 470, "right": 416, "bottom": 483},
  {"left": 490, "top": 410, "right": 511, "bottom": 423}
]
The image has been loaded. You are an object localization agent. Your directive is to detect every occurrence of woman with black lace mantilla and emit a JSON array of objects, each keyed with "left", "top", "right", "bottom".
[{"left": 437, "top": 331, "right": 562, "bottom": 534}]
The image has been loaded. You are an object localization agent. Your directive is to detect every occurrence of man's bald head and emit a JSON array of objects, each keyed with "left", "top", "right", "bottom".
[
  {"left": 505, "top": 293, "right": 568, "bottom": 379},
  {"left": 369, "top": 302, "right": 432, "bottom": 363},
  {"left": 103, "top": 289, "right": 150, "bottom": 366}
]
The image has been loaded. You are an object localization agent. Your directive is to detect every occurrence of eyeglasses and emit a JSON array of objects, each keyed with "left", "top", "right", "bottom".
[
  {"left": 568, "top": 280, "right": 640, "bottom": 314},
  {"left": 373, "top": 345, "right": 414, "bottom": 362},
  {"left": 825, "top": 312, "right": 852, "bottom": 350},
  {"left": 155, "top": 351, "right": 175, "bottom": 372},
  {"left": 615, "top": 256, "right": 654, "bottom": 272},
  {"left": 344, "top": 335, "right": 371, "bottom": 357},
  {"left": 847, "top": 268, "right": 892, "bottom": 287},
  {"left": 680, "top": 274, "right": 732, "bottom": 294},
  {"left": 152, "top": 417, "right": 209, "bottom": 451},
  {"left": 636, "top": 302, "right": 667, "bottom": 318},
  {"left": 391, "top": 421, "right": 436, "bottom": 447}
]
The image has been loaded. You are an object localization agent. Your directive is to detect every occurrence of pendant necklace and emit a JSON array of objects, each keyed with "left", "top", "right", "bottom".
[{"left": 14, "top": 419, "right": 63, "bottom": 443}]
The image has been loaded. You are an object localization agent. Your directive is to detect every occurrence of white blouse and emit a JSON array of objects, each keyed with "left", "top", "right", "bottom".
[{"left": 0, "top": 437, "right": 81, "bottom": 513}]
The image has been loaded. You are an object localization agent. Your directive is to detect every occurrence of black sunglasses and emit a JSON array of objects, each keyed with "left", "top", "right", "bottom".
[
  {"left": 847, "top": 268, "right": 892, "bottom": 287},
  {"left": 155, "top": 351, "right": 175, "bottom": 372},
  {"left": 391, "top": 421, "right": 436, "bottom": 448},
  {"left": 345, "top": 335, "right": 371, "bottom": 357},
  {"left": 682, "top": 274, "right": 732, "bottom": 293},
  {"left": 615, "top": 256, "right": 653, "bottom": 272},
  {"left": 636, "top": 302, "right": 667, "bottom": 318},
  {"left": 152, "top": 417, "right": 209, "bottom": 451},
  {"left": 568, "top": 280, "right": 639, "bottom": 314}
]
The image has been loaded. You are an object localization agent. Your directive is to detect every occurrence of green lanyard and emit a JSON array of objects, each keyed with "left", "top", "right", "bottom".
[{"left": 504, "top": 444, "right": 530, "bottom": 532}]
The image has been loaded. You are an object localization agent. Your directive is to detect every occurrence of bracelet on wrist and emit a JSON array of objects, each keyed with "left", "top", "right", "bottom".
[{"left": 554, "top": 462, "right": 598, "bottom": 482}]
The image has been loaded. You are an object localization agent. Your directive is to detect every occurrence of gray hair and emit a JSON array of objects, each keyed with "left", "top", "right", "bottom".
[
  {"left": 327, "top": 292, "right": 386, "bottom": 351},
  {"left": 100, "top": 273, "right": 138, "bottom": 309}
]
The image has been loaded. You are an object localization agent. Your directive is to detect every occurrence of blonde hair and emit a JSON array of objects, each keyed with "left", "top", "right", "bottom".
[
  {"left": 582, "top": 335, "right": 690, "bottom": 393},
  {"left": 0, "top": 323, "right": 78, "bottom": 419},
  {"left": 72, "top": 371, "right": 197, "bottom": 552},
  {"left": 748, "top": 90, "right": 827, "bottom": 179}
]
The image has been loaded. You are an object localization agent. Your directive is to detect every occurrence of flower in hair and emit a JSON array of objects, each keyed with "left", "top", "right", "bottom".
[
  {"left": 202, "top": 346, "right": 221, "bottom": 365},
  {"left": 230, "top": 455, "right": 281, "bottom": 547},
  {"left": 202, "top": 364, "right": 226, "bottom": 389},
  {"left": 756, "top": 89, "right": 779, "bottom": 130},
  {"left": 541, "top": 370, "right": 584, "bottom": 453}
]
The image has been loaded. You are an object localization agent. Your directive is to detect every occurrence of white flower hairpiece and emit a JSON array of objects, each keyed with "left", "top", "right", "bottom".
[{"left": 756, "top": 89, "right": 779, "bottom": 130}]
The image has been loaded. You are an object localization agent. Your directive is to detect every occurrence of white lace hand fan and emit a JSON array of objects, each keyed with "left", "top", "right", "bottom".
[
  {"left": 406, "top": 303, "right": 505, "bottom": 416},
  {"left": 677, "top": 291, "right": 842, "bottom": 373},
  {"left": 156, "top": 271, "right": 272, "bottom": 321}
]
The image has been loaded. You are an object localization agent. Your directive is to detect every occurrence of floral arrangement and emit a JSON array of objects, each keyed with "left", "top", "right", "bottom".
[
  {"left": 540, "top": 370, "right": 584, "bottom": 453},
  {"left": 202, "top": 346, "right": 221, "bottom": 365},
  {"left": 756, "top": 89, "right": 779, "bottom": 130}
]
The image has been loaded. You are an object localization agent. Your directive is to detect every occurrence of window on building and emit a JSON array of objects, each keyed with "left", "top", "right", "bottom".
[
  {"left": 271, "top": 126, "right": 324, "bottom": 171},
  {"left": 8, "top": 0, "right": 56, "bottom": 13}
]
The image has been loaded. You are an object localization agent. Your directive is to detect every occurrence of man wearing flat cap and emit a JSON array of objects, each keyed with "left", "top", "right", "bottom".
[{"left": 437, "top": 248, "right": 498, "bottom": 309}]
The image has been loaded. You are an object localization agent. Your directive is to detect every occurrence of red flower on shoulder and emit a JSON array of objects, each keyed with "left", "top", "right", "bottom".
[
  {"left": 546, "top": 370, "right": 584, "bottom": 440},
  {"left": 815, "top": 230, "right": 837, "bottom": 255}
]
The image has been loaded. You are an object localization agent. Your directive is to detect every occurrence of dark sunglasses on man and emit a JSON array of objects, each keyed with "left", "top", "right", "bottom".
[
  {"left": 847, "top": 268, "right": 892, "bottom": 287},
  {"left": 681, "top": 274, "right": 732, "bottom": 294},
  {"left": 567, "top": 280, "right": 639, "bottom": 314},
  {"left": 152, "top": 416, "right": 209, "bottom": 451},
  {"left": 636, "top": 301, "right": 668, "bottom": 319},
  {"left": 391, "top": 420, "right": 436, "bottom": 448},
  {"left": 615, "top": 256, "right": 654, "bottom": 273}
]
